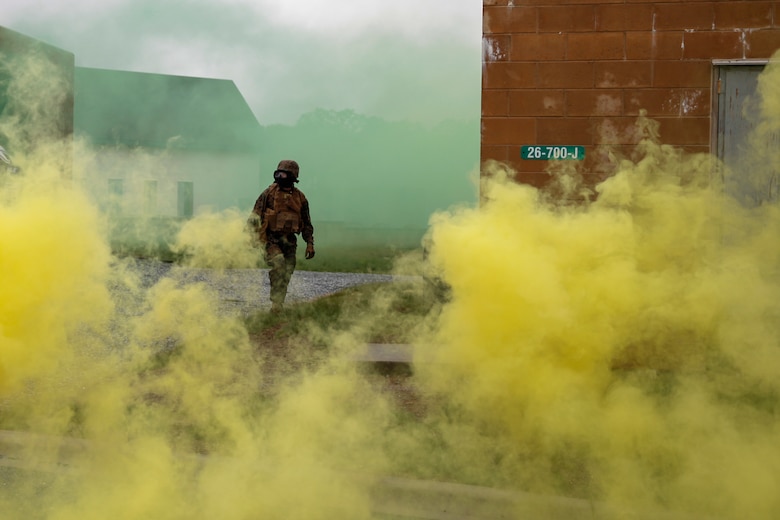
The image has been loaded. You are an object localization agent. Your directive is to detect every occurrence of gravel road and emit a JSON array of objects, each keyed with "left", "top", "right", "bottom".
[{"left": 129, "top": 259, "right": 418, "bottom": 316}]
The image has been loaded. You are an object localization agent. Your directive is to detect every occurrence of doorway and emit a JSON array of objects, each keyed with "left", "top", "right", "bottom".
[
  {"left": 715, "top": 63, "right": 779, "bottom": 206},
  {"left": 177, "top": 181, "right": 194, "bottom": 218}
]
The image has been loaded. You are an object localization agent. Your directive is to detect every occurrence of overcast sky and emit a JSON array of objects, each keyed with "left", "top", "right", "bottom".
[{"left": 2, "top": 0, "right": 483, "bottom": 126}]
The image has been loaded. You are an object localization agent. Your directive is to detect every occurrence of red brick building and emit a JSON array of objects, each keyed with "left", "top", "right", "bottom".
[{"left": 481, "top": 1, "right": 780, "bottom": 190}]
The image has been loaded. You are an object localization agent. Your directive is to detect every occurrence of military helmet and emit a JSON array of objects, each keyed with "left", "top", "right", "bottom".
[{"left": 275, "top": 160, "right": 300, "bottom": 181}]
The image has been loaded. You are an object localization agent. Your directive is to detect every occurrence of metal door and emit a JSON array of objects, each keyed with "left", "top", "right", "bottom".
[{"left": 716, "top": 64, "right": 779, "bottom": 206}]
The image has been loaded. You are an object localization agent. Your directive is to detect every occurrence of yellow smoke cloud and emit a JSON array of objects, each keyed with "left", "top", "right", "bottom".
[
  {"left": 416, "top": 84, "right": 780, "bottom": 517},
  {"left": 0, "top": 47, "right": 396, "bottom": 516},
  {"left": 0, "top": 171, "right": 112, "bottom": 395},
  {"left": 172, "top": 208, "right": 259, "bottom": 269},
  {"left": 0, "top": 166, "right": 387, "bottom": 518},
  {"left": 755, "top": 52, "right": 780, "bottom": 176}
]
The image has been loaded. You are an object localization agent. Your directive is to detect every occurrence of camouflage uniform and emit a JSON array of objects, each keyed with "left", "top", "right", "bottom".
[{"left": 249, "top": 160, "right": 315, "bottom": 311}]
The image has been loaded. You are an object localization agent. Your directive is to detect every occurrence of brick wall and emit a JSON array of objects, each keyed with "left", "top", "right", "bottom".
[{"left": 482, "top": 1, "right": 780, "bottom": 188}]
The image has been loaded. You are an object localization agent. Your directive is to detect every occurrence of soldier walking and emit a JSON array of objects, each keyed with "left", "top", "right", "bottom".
[{"left": 248, "top": 160, "right": 315, "bottom": 312}]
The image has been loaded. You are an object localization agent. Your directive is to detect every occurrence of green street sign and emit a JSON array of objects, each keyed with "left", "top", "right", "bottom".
[{"left": 521, "top": 145, "right": 585, "bottom": 161}]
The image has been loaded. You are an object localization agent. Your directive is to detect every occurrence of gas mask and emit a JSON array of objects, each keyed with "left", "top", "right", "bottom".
[{"left": 273, "top": 169, "right": 295, "bottom": 188}]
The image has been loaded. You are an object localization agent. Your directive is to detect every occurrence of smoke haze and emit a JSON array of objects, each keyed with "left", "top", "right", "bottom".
[
  {"left": 2, "top": 0, "right": 481, "bottom": 126},
  {"left": 2, "top": 22, "right": 780, "bottom": 520},
  {"left": 3, "top": 1, "right": 482, "bottom": 242},
  {"left": 417, "top": 61, "right": 780, "bottom": 516}
]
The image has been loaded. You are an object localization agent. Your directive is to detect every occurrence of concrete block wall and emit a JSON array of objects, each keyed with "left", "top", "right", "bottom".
[{"left": 482, "top": 1, "right": 780, "bottom": 188}]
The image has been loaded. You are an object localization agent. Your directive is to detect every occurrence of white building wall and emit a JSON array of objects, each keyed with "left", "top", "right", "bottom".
[{"left": 78, "top": 147, "right": 262, "bottom": 217}]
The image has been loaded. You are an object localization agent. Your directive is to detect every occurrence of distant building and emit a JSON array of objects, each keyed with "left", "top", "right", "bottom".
[
  {"left": 75, "top": 67, "right": 263, "bottom": 217},
  {"left": 0, "top": 26, "right": 74, "bottom": 174},
  {"left": 481, "top": 1, "right": 780, "bottom": 203},
  {"left": 1, "top": 26, "right": 264, "bottom": 216}
]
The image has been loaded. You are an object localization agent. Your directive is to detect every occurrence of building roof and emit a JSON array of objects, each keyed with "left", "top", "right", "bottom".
[{"left": 74, "top": 67, "right": 261, "bottom": 153}]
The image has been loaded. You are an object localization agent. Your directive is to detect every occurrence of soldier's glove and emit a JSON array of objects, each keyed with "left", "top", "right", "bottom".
[{"left": 305, "top": 243, "right": 315, "bottom": 259}]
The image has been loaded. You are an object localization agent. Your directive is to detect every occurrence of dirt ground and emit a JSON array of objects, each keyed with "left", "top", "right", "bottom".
[{"left": 249, "top": 331, "right": 427, "bottom": 418}]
